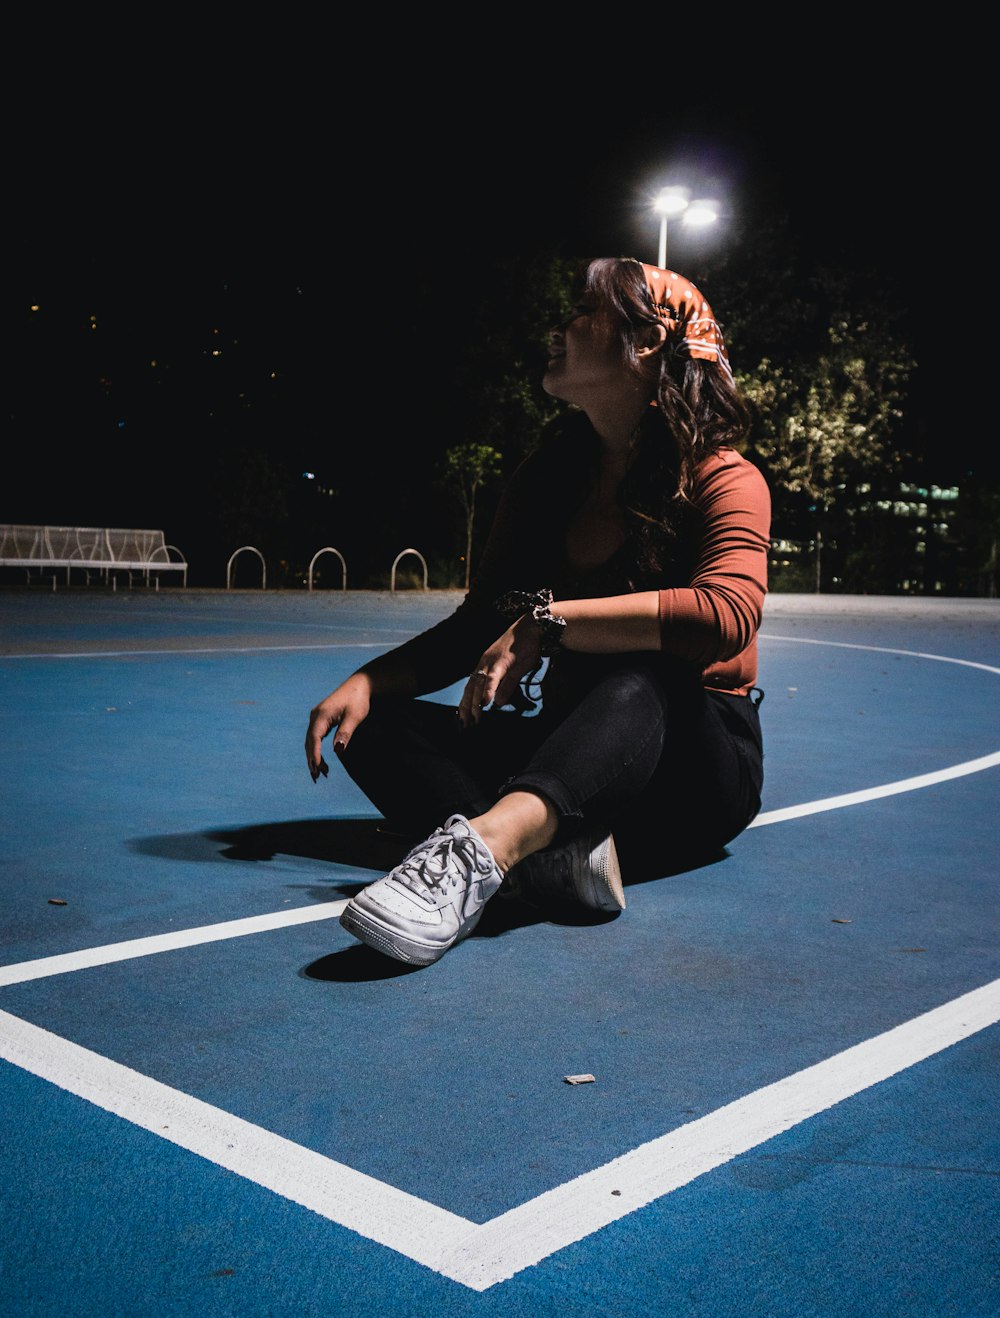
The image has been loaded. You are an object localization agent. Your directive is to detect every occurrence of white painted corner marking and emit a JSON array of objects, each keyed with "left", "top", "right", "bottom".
[
  {"left": 2, "top": 979, "right": 998, "bottom": 1290},
  {"left": 0, "top": 1007, "right": 470, "bottom": 1274},
  {"left": 438, "top": 976, "right": 1000, "bottom": 1288}
]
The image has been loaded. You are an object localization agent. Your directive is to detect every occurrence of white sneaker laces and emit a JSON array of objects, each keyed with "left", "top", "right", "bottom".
[{"left": 391, "top": 824, "right": 496, "bottom": 900}]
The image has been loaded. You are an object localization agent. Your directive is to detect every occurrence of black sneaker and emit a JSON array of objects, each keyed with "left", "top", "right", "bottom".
[{"left": 506, "top": 831, "right": 625, "bottom": 914}]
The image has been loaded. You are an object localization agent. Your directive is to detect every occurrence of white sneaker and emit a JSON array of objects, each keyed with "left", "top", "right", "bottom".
[
  {"left": 340, "top": 815, "right": 504, "bottom": 965},
  {"left": 506, "top": 830, "right": 625, "bottom": 914}
]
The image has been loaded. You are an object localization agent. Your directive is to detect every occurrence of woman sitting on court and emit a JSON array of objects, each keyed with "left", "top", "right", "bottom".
[{"left": 305, "top": 255, "right": 771, "bottom": 966}]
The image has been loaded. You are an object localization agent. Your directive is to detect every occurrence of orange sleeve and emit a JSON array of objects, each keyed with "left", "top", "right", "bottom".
[{"left": 658, "top": 450, "right": 771, "bottom": 689}]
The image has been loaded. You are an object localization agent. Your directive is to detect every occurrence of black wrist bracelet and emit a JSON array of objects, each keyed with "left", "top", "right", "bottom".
[
  {"left": 494, "top": 587, "right": 566, "bottom": 655},
  {"left": 530, "top": 599, "right": 567, "bottom": 655}
]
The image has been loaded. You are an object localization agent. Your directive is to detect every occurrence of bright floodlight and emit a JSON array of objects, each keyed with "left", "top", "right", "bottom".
[
  {"left": 683, "top": 199, "right": 719, "bottom": 227},
  {"left": 654, "top": 187, "right": 690, "bottom": 217}
]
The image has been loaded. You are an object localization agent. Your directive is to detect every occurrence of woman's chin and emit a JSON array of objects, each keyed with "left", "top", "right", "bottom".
[{"left": 541, "top": 371, "right": 567, "bottom": 401}]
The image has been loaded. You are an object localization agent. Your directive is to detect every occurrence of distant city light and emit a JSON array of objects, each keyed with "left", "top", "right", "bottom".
[{"left": 303, "top": 472, "right": 315, "bottom": 480}]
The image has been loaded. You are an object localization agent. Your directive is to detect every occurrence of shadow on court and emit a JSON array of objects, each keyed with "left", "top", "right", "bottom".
[{"left": 128, "top": 814, "right": 733, "bottom": 909}]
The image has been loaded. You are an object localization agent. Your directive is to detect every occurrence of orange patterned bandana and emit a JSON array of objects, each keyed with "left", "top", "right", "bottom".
[{"left": 639, "top": 263, "right": 733, "bottom": 382}]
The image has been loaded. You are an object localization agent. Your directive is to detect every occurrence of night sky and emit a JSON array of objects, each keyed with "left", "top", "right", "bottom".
[{"left": 10, "top": 42, "right": 982, "bottom": 578}]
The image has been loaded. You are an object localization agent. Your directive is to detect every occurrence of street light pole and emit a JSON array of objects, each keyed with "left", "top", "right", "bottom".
[
  {"left": 654, "top": 187, "right": 689, "bottom": 268},
  {"left": 653, "top": 188, "right": 721, "bottom": 267}
]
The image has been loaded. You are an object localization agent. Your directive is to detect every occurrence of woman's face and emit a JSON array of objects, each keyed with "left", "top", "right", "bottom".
[{"left": 542, "top": 294, "right": 624, "bottom": 404}]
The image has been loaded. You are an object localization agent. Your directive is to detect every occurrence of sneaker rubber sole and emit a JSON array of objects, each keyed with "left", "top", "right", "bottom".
[
  {"left": 582, "top": 832, "right": 625, "bottom": 911},
  {"left": 340, "top": 899, "right": 484, "bottom": 966}
]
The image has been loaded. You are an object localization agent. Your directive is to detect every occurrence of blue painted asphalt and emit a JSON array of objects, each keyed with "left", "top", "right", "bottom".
[{"left": 1, "top": 589, "right": 998, "bottom": 1316}]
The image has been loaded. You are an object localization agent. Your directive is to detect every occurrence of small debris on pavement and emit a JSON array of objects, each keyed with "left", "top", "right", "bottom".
[{"left": 564, "top": 1074, "right": 596, "bottom": 1085}]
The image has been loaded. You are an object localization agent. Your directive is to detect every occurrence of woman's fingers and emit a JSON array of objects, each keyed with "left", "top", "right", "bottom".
[
  {"left": 459, "top": 667, "right": 494, "bottom": 727},
  {"left": 468, "top": 670, "right": 490, "bottom": 725},
  {"left": 491, "top": 668, "right": 520, "bottom": 710},
  {"left": 460, "top": 621, "right": 540, "bottom": 727},
  {"left": 305, "top": 702, "right": 341, "bottom": 780},
  {"left": 474, "top": 667, "right": 498, "bottom": 712},
  {"left": 306, "top": 677, "right": 372, "bottom": 778},
  {"left": 305, "top": 716, "right": 331, "bottom": 780},
  {"left": 306, "top": 743, "right": 327, "bottom": 782},
  {"left": 333, "top": 709, "right": 363, "bottom": 755},
  {"left": 457, "top": 677, "right": 474, "bottom": 727}
]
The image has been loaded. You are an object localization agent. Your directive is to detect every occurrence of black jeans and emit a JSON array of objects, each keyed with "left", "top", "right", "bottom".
[{"left": 338, "top": 658, "right": 764, "bottom": 881}]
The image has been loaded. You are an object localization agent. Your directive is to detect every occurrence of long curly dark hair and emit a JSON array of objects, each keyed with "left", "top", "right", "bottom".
[{"left": 576, "top": 255, "right": 751, "bottom": 578}]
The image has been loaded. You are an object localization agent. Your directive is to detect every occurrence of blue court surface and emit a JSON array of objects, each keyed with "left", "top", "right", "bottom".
[{"left": 1, "top": 588, "right": 998, "bottom": 1317}]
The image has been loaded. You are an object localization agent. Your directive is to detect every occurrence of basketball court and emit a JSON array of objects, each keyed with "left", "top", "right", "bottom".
[{"left": 1, "top": 588, "right": 998, "bottom": 1316}]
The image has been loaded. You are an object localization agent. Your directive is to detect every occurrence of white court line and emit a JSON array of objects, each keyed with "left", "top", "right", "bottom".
[
  {"left": 2, "top": 978, "right": 998, "bottom": 1290},
  {"left": 747, "top": 635, "right": 1000, "bottom": 825},
  {"left": 2, "top": 635, "right": 998, "bottom": 984},
  {"left": 0, "top": 1007, "right": 469, "bottom": 1276},
  {"left": 439, "top": 976, "right": 1000, "bottom": 1289},
  {"left": 0, "top": 643, "right": 393, "bottom": 660},
  {"left": 749, "top": 750, "right": 1000, "bottom": 827},
  {"left": 761, "top": 632, "right": 1000, "bottom": 678},
  {"left": 67, "top": 607, "right": 436, "bottom": 635},
  {"left": 2, "top": 731, "right": 998, "bottom": 985},
  {"left": 3, "top": 741, "right": 998, "bottom": 988},
  {"left": 0, "top": 903, "right": 348, "bottom": 987}
]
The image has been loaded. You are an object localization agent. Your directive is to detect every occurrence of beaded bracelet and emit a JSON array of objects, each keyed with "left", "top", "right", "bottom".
[{"left": 494, "top": 587, "right": 567, "bottom": 655}]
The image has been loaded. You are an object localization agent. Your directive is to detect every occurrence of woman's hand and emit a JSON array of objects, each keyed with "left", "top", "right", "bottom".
[
  {"left": 458, "top": 615, "right": 542, "bottom": 728},
  {"left": 305, "top": 672, "right": 372, "bottom": 781}
]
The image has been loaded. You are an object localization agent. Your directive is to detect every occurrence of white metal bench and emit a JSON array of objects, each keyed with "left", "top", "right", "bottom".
[{"left": 0, "top": 525, "right": 188, "bottom": 588}]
